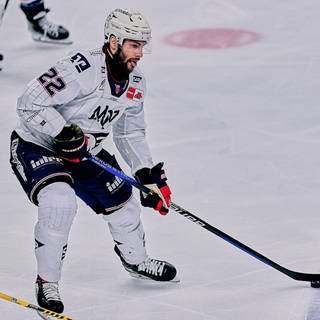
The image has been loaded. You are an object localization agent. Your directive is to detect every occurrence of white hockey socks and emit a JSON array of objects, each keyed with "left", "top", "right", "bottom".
[
  {"left": 35, "top": 182, "right": 77, "bottom": 282},
  {"left": 103, "top": 196, "right": 148, "bottom": 265}
]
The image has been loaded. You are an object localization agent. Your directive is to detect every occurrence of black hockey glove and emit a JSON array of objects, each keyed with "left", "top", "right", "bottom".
[
  {"left": 54, "top": 124, "right": 88, "bottom": 163},
  {"left": 135, "top": 163, "right": 171, "bottom": 215}
]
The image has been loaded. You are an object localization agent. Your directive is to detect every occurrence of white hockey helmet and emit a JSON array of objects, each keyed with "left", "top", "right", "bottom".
[{"left": 104, "top": 8, "right": 151, "bottom": 46}]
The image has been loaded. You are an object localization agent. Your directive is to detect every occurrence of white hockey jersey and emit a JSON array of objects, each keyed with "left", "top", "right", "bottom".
[{"left": 15, "top": 47, "right": 154, "bottom": 174}]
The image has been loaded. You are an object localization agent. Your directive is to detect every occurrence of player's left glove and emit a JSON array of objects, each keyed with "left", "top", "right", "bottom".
[
  {"left": 135, "top": 163, "right": 171, "bottom": 215},
  {"left": 54, "top": 124, "right": 88, "bottom": 163}
]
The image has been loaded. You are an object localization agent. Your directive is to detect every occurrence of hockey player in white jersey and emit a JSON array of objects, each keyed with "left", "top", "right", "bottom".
[{"left": 9, "top": 8, "right": 177, "bottom": 315}]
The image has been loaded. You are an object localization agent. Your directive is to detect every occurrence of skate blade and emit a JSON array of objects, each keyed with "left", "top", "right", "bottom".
[
  {"left": 31, "top": 34, "right": 73, "bottom": 45},
  {"left": 128, "top": 271, "right": 180, "bottom": 283},
  {"left": 37, "top": 310, "right": 54, "bottom": 320}
]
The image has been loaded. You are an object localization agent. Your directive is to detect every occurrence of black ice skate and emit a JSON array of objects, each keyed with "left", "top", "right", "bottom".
[
  {"left": 35, "top": 276, "right": 64, "bottom": 314},
  {"left": 21, "top": 3, "right": 72, "bottom": 45},
  {"left": 28, "top": 10, "right": 72, "bottom": 44},
  {"left": 114, "top": 245, "right": 179, "bottom": 282}
]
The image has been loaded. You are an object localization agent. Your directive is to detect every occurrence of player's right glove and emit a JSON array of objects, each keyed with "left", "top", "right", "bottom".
[
  {"left": 135, "top": 163, "right": 172, "bottom": 215},
  {"left": 54, "top": 124, "right": 88, "bottom": 163}
]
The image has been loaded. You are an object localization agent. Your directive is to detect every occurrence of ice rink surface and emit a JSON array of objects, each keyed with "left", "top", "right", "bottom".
[{"left": 1, "top": 0, "right": 320, "bottom": 319}]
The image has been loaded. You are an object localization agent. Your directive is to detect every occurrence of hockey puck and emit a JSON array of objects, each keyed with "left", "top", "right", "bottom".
[{"left": 311, "top": 281, "right": 320, "bottom": 288}]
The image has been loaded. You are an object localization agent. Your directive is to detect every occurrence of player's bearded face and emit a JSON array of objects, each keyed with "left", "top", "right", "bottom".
[
  {"left": 118, "top": 51, "right": 138, "bottom": 73},
  {"left": 119, "top": 40, "right": 146, "bottom": 73}
]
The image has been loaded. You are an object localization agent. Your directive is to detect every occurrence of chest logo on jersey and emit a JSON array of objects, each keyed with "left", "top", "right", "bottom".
[
  {"left": 126, "top": 87, "right": 143, "bottom": 101},
  {"left": 88, "top": 105, "right": 120, "bottom": 129}
]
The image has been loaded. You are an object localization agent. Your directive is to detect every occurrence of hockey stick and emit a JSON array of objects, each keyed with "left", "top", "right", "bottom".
[
  {"left": 0, "top": 0, "right": 10, "bottom": 27},
  {"left": 0, "top": 291, "right": 74, "bottom": 320},
  {"left": 89, "top": 155, "right": 320, "bottom": 284}
]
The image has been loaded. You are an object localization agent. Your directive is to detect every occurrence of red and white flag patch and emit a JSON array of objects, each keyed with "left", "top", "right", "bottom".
[{"left": 127, "top": 87, "right": 143, "bottom": 101}]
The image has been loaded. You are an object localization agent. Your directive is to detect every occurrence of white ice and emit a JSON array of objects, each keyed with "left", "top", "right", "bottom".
[{"left": 1, "top": 0, "right": 320, "bottom": 319}]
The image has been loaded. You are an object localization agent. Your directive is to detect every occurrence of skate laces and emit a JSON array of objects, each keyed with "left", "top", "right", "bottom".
[
  {"left": 42, "top": 282, "right": 62, "bottom": 302},
  {"left": 38, "top": 16, "right": 60, "bottom": 37},
  {"left": 138, "top": 258, "right": 165, "bottom": 276}
]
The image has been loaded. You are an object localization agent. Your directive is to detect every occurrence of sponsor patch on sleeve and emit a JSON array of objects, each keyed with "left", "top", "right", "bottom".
[{"left": 126, "top": 87, "right": 143, "bottom": 101}]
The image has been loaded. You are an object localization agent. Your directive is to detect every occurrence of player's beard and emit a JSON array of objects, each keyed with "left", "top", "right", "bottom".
[
  {"left": 117, "top": 50, "right": 138, "bottom": 74},
  {"left": 104, "top": 44, "right": 136, "bottom": 81},
  {"left": 108, "top": 48, "right": 130, "bottom": 80}
]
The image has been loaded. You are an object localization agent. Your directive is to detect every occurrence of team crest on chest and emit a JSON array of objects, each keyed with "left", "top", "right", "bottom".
[{"left": 88, "top": 105, "right": 120, "bottom": 129}]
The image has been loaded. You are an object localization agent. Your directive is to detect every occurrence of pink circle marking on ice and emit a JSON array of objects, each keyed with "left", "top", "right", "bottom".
[{"left": 163, "top": 28, "right": 261, "bottom": 49}]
